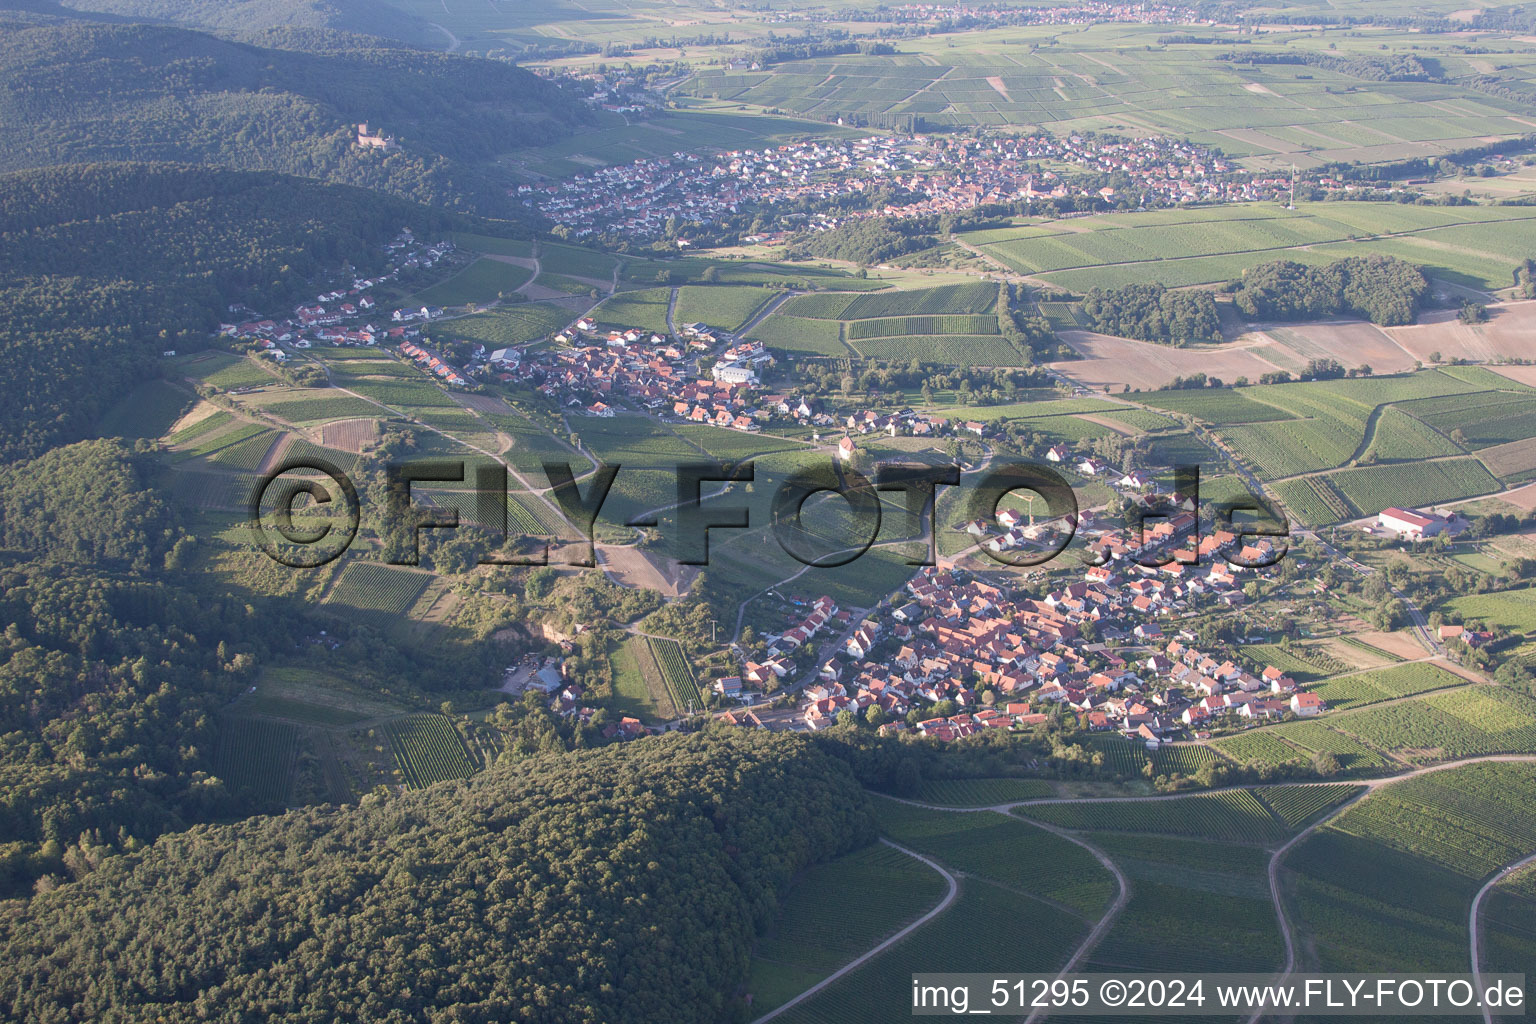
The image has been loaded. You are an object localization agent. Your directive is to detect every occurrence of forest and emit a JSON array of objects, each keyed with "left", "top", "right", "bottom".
[
  {"left": 0, "top": 18, "right": 589, "bottom": 212},
  {"left": 1230, "top": 255, "right": 1429, "bottom": 326},
  {"left": 0, "top": 162, "right": 469, "bottom": 462},
  {"left": 0, "top": 730, "right": 873, "bottom": 1024},
  {"left": 1079, "top": 282, "right": 1222, "bottom": 345}
]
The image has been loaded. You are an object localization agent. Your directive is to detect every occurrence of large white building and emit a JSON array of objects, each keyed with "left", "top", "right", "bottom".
[{"left": 1377, "top": 506, "right": 1450, "bottom": 539}]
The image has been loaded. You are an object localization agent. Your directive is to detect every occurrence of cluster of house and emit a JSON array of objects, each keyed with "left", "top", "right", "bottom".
[
  {"left": 780, "top": 1, "right": 1211, "bottom": 27},
  {"left": 524, "top": 123, "right": 1320, "bottom": 241},
  {"left": 397, "top": 339, "right": 469, "bottom": 387},
  {"left": 214, "top": 230, "right": 453, "bottom": 362},
  {"left": 776, "top": 553, "right": 1318, "bottom": 742},
  {"left": 485, "top": 315, "right": 771, "bottom": 418}
]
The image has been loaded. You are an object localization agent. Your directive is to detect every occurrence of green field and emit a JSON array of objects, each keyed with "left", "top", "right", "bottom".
[
  {"left": 1439, "top": 585, "right": 1536, "bottom": 634},
  {"left": 744, "top": 313, "right": 849, "bottom": 356},
  {"left": 1085, "top": 833, "right": 1281, "bottom": 974},
  {"left": 672, "top": 285, "right": 774, "bottom": 332},
  {"left": 914, "top": 777, "right": 1055, "bottom": 806},
  {"left": 746, "top": 842, "right": 949, "bottom": 1015},
  {"left": 647, "top": 636, "right": 704, "bottom": 714},
  {"left": 590, "top": 287, "right": 671, "bottom": 332},
  {"left": 1022, "top": 789, "right": 1289, "bottom": 844},
  {"left": 874, "top": 797, "right": 1114, "bottom": 916},
  {"left": 325, "top": 562, "right": 432, "bottom": 621},
  {"left": 1328, "top": 686, "right": 1536, "bottom": 762},
  {"left": 1288, "top": 762, "right": 1536, "bottom": 971},
  {"left": 382, "top": 714, "right": 479, "bottom": 789},
  {"left": 443, "top": 304, "right": 573, "bottom": 347},
  {"left": 1212, "top": 730, "right": 1311, "bottom": 769},
  {"left": 96, "top": 379, "right": 195, "bottom": 440},
  {"left": 1255, "top": 784, "right": 1363, "bottom": 830},
  {"left": 1309, "top": 663, "right": 1470, "bottom": 712},
  {"left": 213, "top": 717, "right": 296, "bottom": 806},
  {"left": 408, "top": 258, "right": 534, "bottom": 307}
]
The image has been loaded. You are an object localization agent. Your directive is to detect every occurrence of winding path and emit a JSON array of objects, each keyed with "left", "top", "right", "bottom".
[
  {"left": 1470, "top": 851, "right": 1536, "bottom": 1024},
  {"left": 749, "top": 839, "right": 957, "bottom": 1024}
]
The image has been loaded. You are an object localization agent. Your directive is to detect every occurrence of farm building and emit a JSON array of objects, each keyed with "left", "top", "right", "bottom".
[{"left": 1376, "top": 507, "right": 1451, "bottom": 539}]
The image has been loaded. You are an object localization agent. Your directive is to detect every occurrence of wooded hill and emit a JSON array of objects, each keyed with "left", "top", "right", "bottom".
[
  {"left": 0, "top": 18, "right": 589, "bottom": 212},
  {"left": 0, "top": 162, "right": 470, "bottom": 462},
  {"left": 0, "top": 730, "right": 873, "bottom": 1024},
  {"left": 18, "top": 0, "right": 433, "bottom": 43}
]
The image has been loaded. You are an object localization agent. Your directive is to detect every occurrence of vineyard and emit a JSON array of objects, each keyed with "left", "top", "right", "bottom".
[
  {"left": 1150, "top": 744, "right": 1217, "bottom": 777},
  {"left": 1211, "top": 729, "right": 1309, "bottom": 768},
  {"left": 1273, "top": 721, "right": 1393, "bottom": 771},
  {"left": 1331, "top": 686, "right": 1536, "bottom": 761},
  {"left": 915, "top": 777, "right": 1054, "bottom": 806},
  {"left": 845, "top": 314, "right": 998, "bottom": 339},
  {"left": 839, "top": 282, "right": 997, "bottom": 319},
  {"left": 1254, "top": 784, "right": 1362, "bottom": 829},
  {"left": 747, "top": 843, "right": 948, "bottom": 1015},
  {"left": 1329, "top": 762, "right": 1536, "bottom": 880},
  {"left": 875, "top": 797, "right": 1115, "bottom": 915},
  {"left": 207, "top": 430, "right": 280, "bottom": 471},
  {"left": 1080, "top": 734, "right": 1147, "bottom": 775},
  {"left": 1309, "top": 663, "right": 1469, "bottom": 712},
  {"left": 647, "top": 637, "right": 703, "bottom": 714},
  {"left": 1021, "top": 790, "right": 1288, "bottom": 844},
  {"left": 326, "top": 562, "right": 432, "bottom": 620},
  {"left": 851, "top": 334, "right": 1022, "bottom": 367},
  {"left": 1324, "top": 457, "right": 1498, "bottom": 516},
  {"left": 1086, "top": 843, "right": 1280, "bottom": 974},
  {"left": 213, "top": 717, "right": 297, "bottom": 805},
  {"left": 383, "top": 714, "right": 479, "bottom": 789}
]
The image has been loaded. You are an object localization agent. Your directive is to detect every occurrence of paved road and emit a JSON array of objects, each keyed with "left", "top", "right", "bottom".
[
  {"left": 1470, "top": 850, "right": 1536, "bottom": 1024},
  {"left": 749, "top": 839, "right": 957, "bottom": 1024}
]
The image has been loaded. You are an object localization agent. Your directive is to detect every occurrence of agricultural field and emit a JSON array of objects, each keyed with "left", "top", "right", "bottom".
[
  {"left": 1324, "top": 458, "right": 1499, "bottom": 517},
  {"left": 325, "top": 562, "right": 432, "bottom": 622},
  {"left": 408, "top": 258, "right": 533, "bottom": 307},
  {"left": 1480, "top": 863, "right": 1536, "bottom": 984},
  {"left": 874, "top": 797, "right": 1115, "bottom": 916},
  {"left": 1309, "top": 663, "right": 1470, "bottom": 712},
  {"left": 1439, "top": 586, "right": 1536, "bottom": 634},
  {"left": 590, "top": 287, "right": 671, "bottom": 332},
  {"left": 1084, "top": 833, "right": 1281, "bottom": 974},
  {"left": 609, "top": 635, "right": 676, "bottom": 722},
  {"left": 382, "top": 715, "right": 479, "bottom": 789},
  {"left": 1272, "top": 721, "right": 1394, "bottom": 772},
  {"left": 850, "top": 333, "right": 1022, "bottom": 367},
  {"left": 206, "top": 429, "right": 279, "bottom": 472},
  {"left": 647, "top": 636, "right": 704, "bottom": 714},
  {"left": 1021, "top": 789, "right": 1289, "bottom": 844},
  {"left": 444, "top": 304, "right": 573, "bottom": 347},
  {"left": 672, "top": 285, "right": 774, "bottom": 332},
  {"left": 1149, "top": 744, "right": 1217, "bottom": 777},
  {"left": 176, "top": 351, "right": 279, "bottom": 390},
  {"left": 844, "top": 314, "right": 997, "bottom": 340},
  {"left": 840, "top": 282, "right": 997, "bottom": 319},
  {"left": 746, "top": 842, "right": 949, "bottom": 1015},
  {"left": 96, "top": 379, "right": 195, "bottom": 440},
  {"left": 1211, "top": 729, "right": 1311, "bottom": 769},
  {"left": 248, "top": 394, "right": 383, "bottom": 425},
  {"left": 1328, "top": 686, "right": 1536, "bottom": 762},
  {"left": 1287, "top": 763, "right": 1536, "bottom": 972},
  {"left": 1254, "top": 784, "right": 1363, "bottom": 830},
  {"left": 744, "top": 313, "right": 848, "bottom": 356},
  {"left": 344, "top": 377, "right": 458, "bottom": 409},
  {"left": 914, "top": 777, "right": 1054, "bottom": 806},
  {"left": 213, "top": 717, "right": 297, "bottom": 805}
]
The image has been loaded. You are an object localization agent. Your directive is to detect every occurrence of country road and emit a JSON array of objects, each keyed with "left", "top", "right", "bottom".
[{"left": 1470, "top": 850, "right": 1536, "bottom": 1024}]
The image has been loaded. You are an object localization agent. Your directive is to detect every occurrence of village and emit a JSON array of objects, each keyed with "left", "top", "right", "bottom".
[{"left": 526, "top": 129, "right": 1329, "bottom": 242}]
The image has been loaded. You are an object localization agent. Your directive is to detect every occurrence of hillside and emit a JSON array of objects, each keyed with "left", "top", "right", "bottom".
[
  {"left": 0, "top": 19, "right": 588, "bottom": 212},
  {"left": 8, "top": 0, "right": 434, "bottom": 44},
  {"left": 0, "top": 730, "right": 874, "bottom": 1024},
  {"left": 0, "top": 162, "right": 468, "bottom": 461}
]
